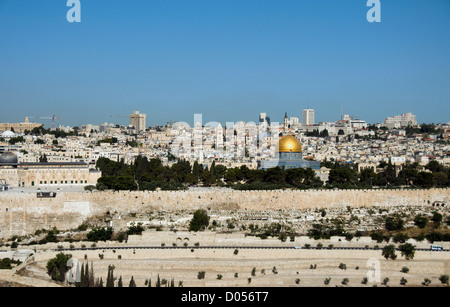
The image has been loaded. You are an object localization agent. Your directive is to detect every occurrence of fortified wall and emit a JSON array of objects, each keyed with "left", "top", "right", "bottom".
[{"left": 0, "top": 188, "right": 448, "bottom": 239}]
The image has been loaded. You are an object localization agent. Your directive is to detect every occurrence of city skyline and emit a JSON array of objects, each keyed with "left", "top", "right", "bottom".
[{"left": 1, "top": 1, "right": 449, "bottom": 127}]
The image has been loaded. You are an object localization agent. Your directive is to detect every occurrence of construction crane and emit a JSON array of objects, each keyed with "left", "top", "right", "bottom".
[{"left": 28, "top": 115, "right": 62, "bottom": 129}]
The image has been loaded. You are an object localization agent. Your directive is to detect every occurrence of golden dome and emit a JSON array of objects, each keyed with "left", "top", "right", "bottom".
[{"left": 278, "top": 135, "right": 302, "bottom": 153}]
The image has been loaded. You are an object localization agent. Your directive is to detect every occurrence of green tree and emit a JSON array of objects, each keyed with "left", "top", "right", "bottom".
[
  {"left": 46, "top": 253, "right": 72, "bottom": 282},
  {"left": 106, "top": 265, "right": 115, "bottom": 287},
  {"left": 39, "top": 154, "right": 48, "bottom": 163},
  {"left": 432, "top": 211, "right": 443, "bottom": 227},
  {"left": 385, "top": 216, "right": 404, "bottom": 231},
  {"left": 439, "top": 275, "right": 449, "bottom": 285},
  {"left": 189, "top": 210, "right": 210, "bottom": 232},
  {"left": 416, "top": 171, "right": 435, "bottom": 188},
  {"left": 263, "top": 167, "right": 285, "bottom": 184},
  {"left": 382, "top": 245, "right": 397, "bottom": 260},
  {"left": 399, "top": 243, "right": 415, "bottom": 260},
  {"left": 129, "top": 276, "right": 137, "bottom": 287},
  {"left": 414, "top": 215, "right": 429, "bottom": 229},
  {"left": 77, "top": 263, "right": 85, "bottom": 288},
  {"left": 81, "top": 262, "right": 89, "bottom": 287},
  {"left": 87, "top": 227, "right": 113, "bottom": 242}
]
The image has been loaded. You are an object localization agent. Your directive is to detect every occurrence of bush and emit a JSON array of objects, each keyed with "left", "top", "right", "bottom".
[
  {"left": 393, "top": 232, "right": 409, "bottom": 244},
  {"left": 439, "top": 275, "right": 449, "bottom": 285},
  {"left": 0, "top": 258, "right": 21, "bottom": 270},
  {"left": 46, "top": 253, "right": 72, "bottom": 282},
  {"left": 382, "top": 245, "right": 397, "bottom": 260},
  {"left": 127, "top": 224, "right": 145, "bottom": 236},
  {"left": 189, "top": 210, "right": 210, "bottom": 232},
  {"left": 400, "top": 277, "right": 408, "bottom": 286},
  {"left": 87, "top": 227, "right": 113, "bottom": 242},
  {"left": 399, "top": 243, "right": 416, "bottom": 260},
  {"left": 385, "top": 216, "right": 404, "bottom": 231}
]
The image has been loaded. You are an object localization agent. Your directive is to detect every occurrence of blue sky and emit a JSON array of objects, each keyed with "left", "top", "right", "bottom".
[{"left": 0, "top": 0, "right": 449, "bottom": 127}]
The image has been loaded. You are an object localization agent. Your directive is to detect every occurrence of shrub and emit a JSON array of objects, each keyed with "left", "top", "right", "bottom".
[
  {"left": 197, "top": 271, "right": 205, "bottom": 279},
  {"left": 400, "top": 277, "right": 408, "bottom": 286},
  {"left": 87, "top": 227, "right": 113, "bottom": 242},
  {"left": 46, "top": 253, "right": 72, "bottom": 282},
  {"left": 439, "top": 275, "right": 449, "bottom": 285},
  {"left": 422, "top": 278, "right": 431, "bottom": 286},
  {"left": 189, "top": 210, "right": 210, "bottom": 232}
]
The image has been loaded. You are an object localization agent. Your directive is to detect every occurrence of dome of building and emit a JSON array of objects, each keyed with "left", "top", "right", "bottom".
[
  {"left": 1, "top": 131, "right": 15, "bottom": 138},
  {"left": 0, "top": 152, "right": 18, "bottom": 164},
  {"left": 278, "top": 135, "right": 302, "bottom": 153}
]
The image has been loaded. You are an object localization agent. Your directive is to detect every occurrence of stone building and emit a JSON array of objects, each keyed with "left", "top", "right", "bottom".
[
  {"left": 0, "top": 117, "right": 43, "bottom": 134},
  {"left": 0, "top": 151, "right": 101, "bottom": 188}
]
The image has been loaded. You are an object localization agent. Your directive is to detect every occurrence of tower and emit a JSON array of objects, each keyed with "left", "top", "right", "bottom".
[
  {"left": 284, "top": 112, "right": 289, "bottom": 132},
  {"left": 302, "top": 109, "right": 314, "bottom": 126},
  {"left": 129, "top": 110, "right": 147, "bottom": 133}
]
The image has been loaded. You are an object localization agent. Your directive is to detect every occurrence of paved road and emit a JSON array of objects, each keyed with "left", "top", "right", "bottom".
[{"left": 51, "top": 245, "right": 449, "bottom": 252}]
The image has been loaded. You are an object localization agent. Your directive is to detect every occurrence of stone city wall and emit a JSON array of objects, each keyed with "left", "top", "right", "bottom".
[{"left": 0, "top": 188, "right": 448, "bottom": 239}]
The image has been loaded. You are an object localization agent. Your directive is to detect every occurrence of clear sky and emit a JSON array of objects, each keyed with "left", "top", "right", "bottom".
[{"left": 0, "top": 0, "right": 449, "bottom": 128}]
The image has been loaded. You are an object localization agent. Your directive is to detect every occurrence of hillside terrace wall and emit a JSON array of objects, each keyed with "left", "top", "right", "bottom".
[{"left": 0, "top": 188, "right": 448, "bottom": 239}]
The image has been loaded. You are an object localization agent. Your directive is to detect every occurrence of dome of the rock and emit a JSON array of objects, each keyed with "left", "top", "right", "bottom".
[{"left": 278, "top": 135, "right": 302, "bottom": 153}]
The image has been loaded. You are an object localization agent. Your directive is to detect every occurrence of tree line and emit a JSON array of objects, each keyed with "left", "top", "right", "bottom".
[
  {"left": 94, "top": 156, "right": 450, "bottom": 191},
  {"left": 323, "top": 159, "right": 450, "bottom": 189}
]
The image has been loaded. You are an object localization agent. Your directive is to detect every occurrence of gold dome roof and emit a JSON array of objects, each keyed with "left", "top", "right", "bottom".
[{"left": 278, "top": 135, "right": 302, "bottom": 153}]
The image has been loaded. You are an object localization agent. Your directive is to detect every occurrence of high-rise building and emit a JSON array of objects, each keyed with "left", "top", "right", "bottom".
[
  {"left": 383, "top": 112, "right": 417, "bottom": 129},
  {"left": 302, "top": 109, "right": 315, "bottom": 126},
  {"left": 129, "top": 110, "right": 147, "bottom": 133}
]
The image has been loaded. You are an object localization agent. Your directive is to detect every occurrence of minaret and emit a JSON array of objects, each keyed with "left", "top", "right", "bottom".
[{"left": 284, "top": 112, "right": 289, "bottom": 133}]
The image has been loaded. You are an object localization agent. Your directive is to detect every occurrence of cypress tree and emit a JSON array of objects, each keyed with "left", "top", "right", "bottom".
[
  {"left": 82, "top": 262, "right": 89, "bottom": 287},
  {"left": 210, "top": 161, "right": 216, "bottom": 179},
  {"left": 129, "top": 276, "right": 137, "bottom": 287},
  {"left": 106, "top": 265, "right": 115, "bottom": 287},
  {"left": 58, "top": 261, "right": 66, "bottom": 283},
  {"left": 78, "top": 263, "right": 85, "bottom": 287},
  {"left": 118, "top": 276, "right": 123, "bottom": 287},
  {"left": 156, "top": 274, "right": 161, "bottom": 287},
  {"left": 106, "top": 267, "right": 111, "bottom": 287},
  {"left": 88, "top": 261, "right": 95, "bottom": 287},
  {"left": 96, "top": 277, "right": 104, "bottom": 287}
]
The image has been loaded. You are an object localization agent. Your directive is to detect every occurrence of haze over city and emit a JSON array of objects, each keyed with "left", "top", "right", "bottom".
[{"left": 1, "top": 0, "right": 449, "bottom": 127}]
